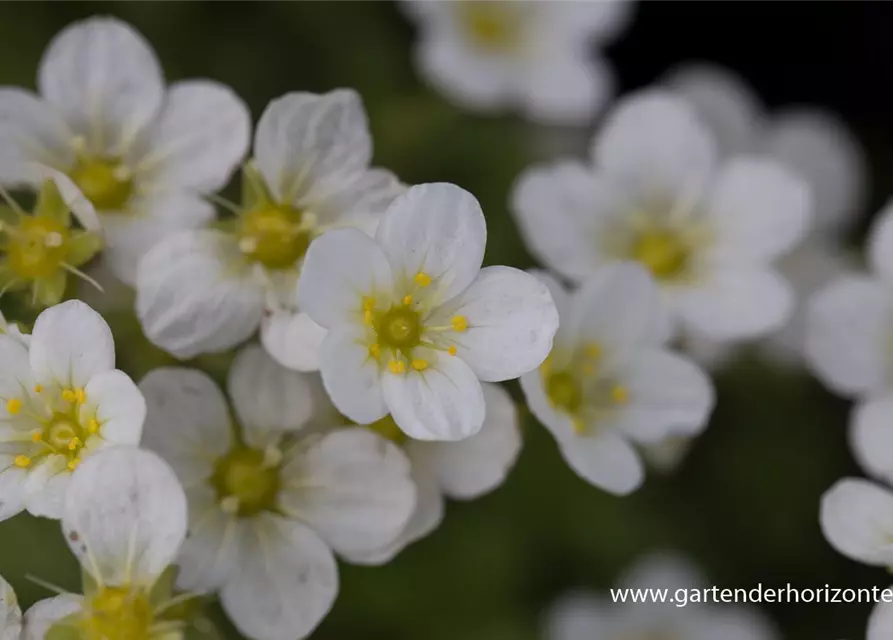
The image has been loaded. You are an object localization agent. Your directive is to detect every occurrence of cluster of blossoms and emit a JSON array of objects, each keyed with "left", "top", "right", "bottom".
[{"left": 0, "top": 5, "right": 879, "bottom": 640}]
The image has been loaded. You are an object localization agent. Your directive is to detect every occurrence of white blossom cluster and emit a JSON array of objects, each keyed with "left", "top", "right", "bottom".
[{"left": 0, "top": 5, "right": 878, "bottom": 640}]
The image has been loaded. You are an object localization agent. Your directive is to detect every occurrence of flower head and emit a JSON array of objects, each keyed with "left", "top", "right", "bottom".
[
  {"left": 0, "top": 573, "right": 21, "bottom": 639},
  {"left": 136, "top": 90, "right": 402, "bottom": 363},
  {"left": 0, "top": 300, "right": 145, "bottom": 520},
  {"left": 139, "top": 344, "right": 415, "bottom": 640},
  {"left": 520, "top": 264, "right": 713, "bottom": 495},
  {"left": 298, "top": 182, "right": 559, "bottom": 441},
  {"left": 511, "top": 90, "right": 813, "bottom": 343},
  {"left": 403, "top": 0, "right": 632, "bottom": 124},
  {"left": 0, "top": 17, "right": 251, "bottom": 284},
  {"left": 21, "top": 447, "right": 190, "bottom": 640}
]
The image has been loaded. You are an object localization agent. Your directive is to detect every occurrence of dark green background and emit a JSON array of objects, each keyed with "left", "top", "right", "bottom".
[{"left": 0, "top": 2, "right": 889, "bottom": 638}]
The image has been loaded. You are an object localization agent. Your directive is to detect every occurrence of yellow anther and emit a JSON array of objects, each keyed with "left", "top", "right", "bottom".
[
  {"left": 31, "top": 431, "right": 41, "bottom": 443},
  {"left": 611, "top": 385, "right": 629, "bottom": 404},
  {"left": 88, "top": 419, "right": 99, "bottom": 434},
  {"left": 364, "top": 309, "right": 373, "bottom": 325},
  {"left": 75, "top": 388, "right": 86, "bottom": 404},
  {"left": 448, "top": 346, "right": 457, "bottom": 356},
  {"left": 14, "top": 455, "right": 30, "bottom": 468},
  {"left": 451, "top": 315, "right": 468, "bottom": 332},
  {"left": 411, "top": 359, "right": 428, "bottom": 371},
  {"left": 6, "top": 398, "right": 21, "bottom": 415},
  {"left": 33, "top": 384, "right": 42, "bottom": 393},
  {"left": 402, "top": 294, "right": 413, "bottom": 305},
  {"left": 68, "top": 437, "right": 82, "bottom": 451},
  {"left": 363, "top": 296, "right": 375, "bottom": 311},
  {"left": 585, "top": 344, "right": 602, "bottom": 359},
  {"left": 67, "top": 459, "right": 80, "bottom": 472},
  {"left": 369, "top": 343, "right": 381, "bottom": 359},
  {"left": 61, "top": 389, "right": 77, "bottom": 403},
  {"left": 388, "top": 359, "right": 406, "bottom": 374},
  {"left": 582, "top": 363, "right": 595, "bottom": 375},
  {"left": 414, "top": 272, "right": 432, "bottom": 287}
]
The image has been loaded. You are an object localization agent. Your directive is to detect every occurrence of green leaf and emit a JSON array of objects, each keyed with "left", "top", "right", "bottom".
[
  {"left": 34, "top": 179, "right": 71, "bottom": 226},
  {"left": 65, "top": 231, "right": 103, "bottom": 268}
]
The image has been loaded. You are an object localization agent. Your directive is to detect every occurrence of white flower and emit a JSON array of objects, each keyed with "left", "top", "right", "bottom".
[
  {"left": 519, "top": 264, "right": 714, "bottom": 495},
  {"left": 403, "top": 0, "right": 632, "bottom": 124},
  {"left": 136, "top": 89, "right": 403, "bottom": 364},
  {"left": 820, "top": 478, "right": 893, "bottom": 571},
  {"left": 511, "top": 89, "right": 813, "bottom": 343},
  {"left": 869, "top": 593, "right": 893, "bottom": 640},
  {"left": 311, "top": 379, "right": 521, "bottom": 564},
  {"left": 0, "top": 17, "right": 251, "bottom": 285},
  {"left": 298, "top": 182, "right": 559, "bottom": 441},
  {"left": 139, "top": 344, "right": 416, "bottom": 640},
  {"left": 545, "top": 553, "right": 778, "bottom": 640},
  {"left": 20, "top": 446, "right": 190, "bottom": 640},
  {"left": 0, "top": 300, "right": 145, "bottom": 520},
  {"left": 0, "top": 573, "right": 21, "bottom": 640}
]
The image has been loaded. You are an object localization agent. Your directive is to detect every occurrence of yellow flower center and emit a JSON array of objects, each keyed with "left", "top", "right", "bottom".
[
  {"left": 10, "top": 386, "right": 96, "bottom": 471},
  {"left": 545, "top": 371, "right": 582, "bottom": 414},
  {"left": 378, "top": 307, "right": 422, "bottom": 350},
  {"left": 69, "top": 157, "right": 133, "bottom": 212},
  {"left": 368, "top": 414, "right": 407, "bottom": 445},
  {"left": 238, "top": 203, "right": 312, "bottom": 270},
  {"left": 4, "top": 215, "right": 70, "bottom": 279},
  {"left": 630, "top": 228, "right": 690, "bottom": 280},
  {"left": 83, "top": 586, "right": 152, "bottom": 640},
  {"left": 456, "top": 1, "right": 524, "bottom": 50},
  {"left": 211, "top": 447, "right": 281, "bottom": 517}
]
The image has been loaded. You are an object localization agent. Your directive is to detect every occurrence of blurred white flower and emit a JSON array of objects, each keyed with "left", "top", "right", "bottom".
[
  {"left": 0, "top": 17, "right": 251, "bottom": 285},
  {"left": 0, "top": 310, "right": 29, "bottom": 349},
  {"left": 139, "top": 345, "right": 416, "bottom": 640},
  {"left": 403, "top": 0, "right": 632, "bottom": 124},
  {"left": 519, "top": 264, "right": 713, "bottom": 495},
  {"left": 136, "top": 90, "right": 403, "bottom": 365},
  {"left": 21, "top": 447, "right": 190, "bottom": 640},
  {"left": 821, "top": 478, "right": 893, "bottom": 573},
  {"left": 0, "top": 573, "right": 21, "bottom": 640},
  {"left": 545, "top": 553, "right": 778, "bottom": 640},
  {"left": 0, "top": 300, "right": 145, "bottom": 520},
  {"left": 512, "top": 90, "right": 812, "bottom": 343},
  {"left": 299, "top": 182, "right": 558, "bottom": 441},
  {"left": 869, "top": 593, "right": 893, "bottom": 640},
  {"left": 311, "top": 379, "right": 521, "bottom": 564}
]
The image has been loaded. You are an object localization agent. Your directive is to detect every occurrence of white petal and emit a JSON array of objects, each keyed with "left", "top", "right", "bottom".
[
  {"left": 21, "top": 595, "right": 81, "bottom": 640},
  {"left": 139, "top": 368, "right": 231, "bottom": 486},
  {"left": 850, "top": 397, "right": 893, "bottom": 485},
  {"left": 219, "top": 514, "right": 338, "bottom": 640},
  {"left": 319, "top": 326, "right": 387, "bottom": 424},
  {"left": 762, "top": 108, "right": 866, "bottom": 234},
  {"left": 298, "top": 228, "right": 394, "bottom": 329},
  {"left": 0, "top": 335, "right": 33, "bottom": 408},
  {"left": 706, "top": 157, "right": 812, "bottom": 263},
  {"left": 558, "top": 431, "right": 644, "bottom": 495},
  {"left": 593, "top": 90, "right": 717, "bottom": 203},
  {"left": 38, "top": 17, "right": 164, "bottom": 155},
  {"left": 309, "top": 168, "right": 403, "bottom": 227},
  {"left": 869, "top": 596, "right": 893, "bottom": 640},
  {"left": 280, "top": 427, "right": 415, "bottom": 557},
  {"left": 690, "top": 608, "right": 779, "bottom": 640},
  {"left": 544, "top": 593, "right": 610, "bottom": 640},
  {"left": 29, "top": 165, "right": 101, "bottom": 231},
  {"left": 805, "top": 275, "right": 893, "bottom": 397},
  {"left": 0, "top": 89, "right": 73, "bottom": 183},
  {"left": 261, "top": 309, "right": 327, "bottom": 373},
  {"left": 410, "top": 382, "right": 521, "bottom": 499},
  {"left": 519, "top": 368, "right": 577, "bottom": 444},
  {"left": 228, "top": 344, "right": 313, "bottom": 445},
  {"left": 619, "top": 552, "right": 705, "bottom": 591},
  {"left": 375, "top": 183, "right": 486, "bottom": 302},
  {"left": 175, "top": 487, "right": 242, "bottom": 593},
  {"left": 574, "top": 262, "right": 669, "bottom": 357},
  {"left": 522, "top": 51, "right": 612, "bottom": 126},
  {"left": 675, "top": 268, "right": 793, "bottom": 342},
  {"left": 23, "top": 455, "right": 69, "bottom": 519},
  {"left": 132, "top": 80, "right": 250, "bottom": 191},
  {"left": 618, "top": 349, "right": 714, "bottom": 443},
  {"left": 62, "top": 447, "right": 187, "bottom": 586},
  {"left": 81, "top": 369, "right": 145, "bottom": 446},
  {"left": 868, "top": 201, "right": 893, "bottom": 283},
  {"left": 528, "top": 270, "right": 571, "bottom": 337},
  {"left": 383, "top": 354, "right": 485, "bottom": 441},
  {"left": 431, "top": 266, "right": 559, "bottom": 382},
  {"left": 136, "top": 230, "right": 265, "bottom": 359},
  {"left": 0, "top": 465, "right": 28, "bottom": 523},
  {"left": 663, "top": 63, "right": 761, "bottom": 156},
  {"left": 820, "top": 478, "right": 893, "bottom": 566},
  {"left": 31, "top": 300, "right": 115, "bottom": 389},
  {"left": 510, "top": 162, "right": 620, "bottom": 282},
  {"left": 254, "top": 90, "right": 371, "bottom": 204},
  {"left": 0, "top": 573, "right": 20, "bottom": 640}
]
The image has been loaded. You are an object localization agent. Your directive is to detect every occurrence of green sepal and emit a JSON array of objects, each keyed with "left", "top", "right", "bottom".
[
  {"left": 149, "top": 566, "right": 177, "bottom": 610},
  {"left": 184, "top": 615, "right": 225, "bottom": 640},
  {"left": 241, "top": 162, "right": 272, "bottom": 211},
  {"left": 46, "top": 614, "right": 82, "bottom": 640},
  {"left": 31, "top": 270, "right": 67, "bottom": 308},
  {"left": 80, "top": 566, "right": 99, "bottom": 597},
  {"left": 0, "top": 260, "right": 25, "bottom": 293},
  {"left": 34, "top": 179, "right": 71, "bottom": 226},
  {"left": 66, "top": 231, "right": 104, "bottom": 268},
  {"left": 209, "top": 218, "right": 238, "bottom": 234}
]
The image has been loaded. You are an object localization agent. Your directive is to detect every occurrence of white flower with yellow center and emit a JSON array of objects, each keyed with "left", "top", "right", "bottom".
[
  {"left": 298, "top": 182, "right": 559, "bottom": 441},
  {"left": 0, "top": 17, "right": 251, "bottom": 285},
  {"left": 0, "top": 300, "right": 145, "bottom": 520},
  {"left": 136, "top": 89, "right": 403, "bottom": 365},
  {"left": 20, "top": 447, "right": 193, "bottom": 640},
  {"left": 309, "top": 378, "right": 521, "bottom": 563},
  {"left": 545, "top": 554, "right": 778, "bottom": 640},
  {"left": 402, "top": 0, "right": 632, "bottom": 124},
  {"left": 511, "top": 90, "right": 813, "bottom": 343},
  {"left": 0, "top": 573, "right": 21, "bottom": 640},
  {"left": 139, "top": 345, "right": 416, "bottom": 640},
  {"left": 520, "top": 264, "right": 713, "bottom": 494}
]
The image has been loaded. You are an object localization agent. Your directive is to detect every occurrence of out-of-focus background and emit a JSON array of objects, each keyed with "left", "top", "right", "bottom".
[{"left": 0, "top": 2, "right": 891, "bottom": 638}]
